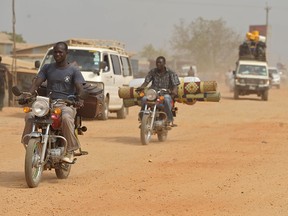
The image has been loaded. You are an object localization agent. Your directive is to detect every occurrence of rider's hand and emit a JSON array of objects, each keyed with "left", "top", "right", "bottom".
[
  {"left": 75, "top": 100, "right": 84, "bottom": 108},
  {"left": 135, "top": 87, "right": 144, "bottom": 92},
  {"left": 171, "top": 92, "right": 178, "bottom": 100},
  {"left": 22, "top": 92, "right": 33, "bottom": 99},
  {"left": 18, "top": 92, "right": 34, "bottom": 105}
]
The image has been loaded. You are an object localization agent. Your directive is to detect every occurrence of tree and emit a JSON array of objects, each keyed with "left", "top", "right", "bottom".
[
  {"left": 140, "top": 44, "right": 168, "bottom": 60},
  {"left": 170, "top": 17, "right": 242, "bottom": 74},
  {"left": 1, "top": 31, "right": 26, "bottom": 43}
]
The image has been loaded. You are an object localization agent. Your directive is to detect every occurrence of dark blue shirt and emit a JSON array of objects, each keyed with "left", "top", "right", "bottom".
[{"left": 38, "top": 63, "right": 85, "bottom": 99}]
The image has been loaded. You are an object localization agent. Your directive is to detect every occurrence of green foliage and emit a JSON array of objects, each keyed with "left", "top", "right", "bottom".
[
  {"left": 170, "top": 17, "right": 242, "bottom": 73},
  {"left": 1, "top": 31, "right": 26, "bottom": 43},
  {"left": 140, "top": 44, "right": 168, "bottom": 60}
]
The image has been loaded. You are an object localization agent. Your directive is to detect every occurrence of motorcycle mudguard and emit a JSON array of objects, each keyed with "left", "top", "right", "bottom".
[
  {"left": 22, "top": 132, "right": 43, "bottom": 143},
  {"left": 138, "top": 110, "right": 152, "bottom": 122},
  {"left": 157, "top": 111, "right": 167, "bottom": 120},
  {"left": 143, "top": 110, "right": 151, "bottom": 115}
]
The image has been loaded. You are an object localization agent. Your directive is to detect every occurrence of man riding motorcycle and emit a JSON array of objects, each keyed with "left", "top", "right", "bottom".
[
  {"left": 137, "top": 56, "right": 180, "bottom": 127},
  {"left": 21, "top": 41, "right": 86, "bottom": 163}
]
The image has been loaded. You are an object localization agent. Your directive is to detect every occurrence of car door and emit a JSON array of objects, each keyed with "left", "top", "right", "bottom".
[{"left": 109, "top": 54, "right": 123, "bottom": 109}]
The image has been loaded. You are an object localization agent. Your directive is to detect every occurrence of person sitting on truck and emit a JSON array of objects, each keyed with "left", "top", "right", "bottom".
[
  {"left": 103, "top": 54, "right": 110, "bottom": 71},
  {"left": 69, "top": 56, "right": 79, "bottom": 68},
  {"left": 187, "top": 66, "right": 195, "bottom": 77},
  {"left": 82, "top": 54, "right": 96, "bottom": 71}
]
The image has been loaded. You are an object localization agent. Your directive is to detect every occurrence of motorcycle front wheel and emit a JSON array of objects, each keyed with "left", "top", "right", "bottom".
[
  {"left": 140, "top": 115, "right": 153, "bottom": 145},
  {"left": 55, "top": 163, "right": 71, "bottom": 179},
  {"left": 25, "top": 138, "right": 43, "bottom": 188}
]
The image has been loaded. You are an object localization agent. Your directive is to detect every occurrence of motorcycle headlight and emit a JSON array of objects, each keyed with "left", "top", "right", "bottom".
[
  {"left": 146, "top": 89, "right": 157, "bottom": 101},
  {"left": 32, "top": 97, "right": 50, "bottom": 117}
]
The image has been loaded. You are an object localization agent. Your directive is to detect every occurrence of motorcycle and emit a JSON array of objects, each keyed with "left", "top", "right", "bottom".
[
  {"left": 137, "top": 88, "right": 177, "bottom": 145},
  {"left": 12, "top": 86, "right": 88, "bottom": 188}
]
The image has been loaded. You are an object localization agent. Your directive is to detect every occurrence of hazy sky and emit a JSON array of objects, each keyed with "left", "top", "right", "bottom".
[{"left": 1, "top": 0, "right": 287, "bottom": 65}]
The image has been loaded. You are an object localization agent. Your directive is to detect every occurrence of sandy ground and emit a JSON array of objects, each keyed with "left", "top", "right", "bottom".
[{"left": 1, "top": 82, "right": 288, "bottom": 216}]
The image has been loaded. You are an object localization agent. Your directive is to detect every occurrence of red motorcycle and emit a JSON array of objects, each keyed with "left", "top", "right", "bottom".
[{"left": 12, "top": 86, "right": 88, "bottom": 188}]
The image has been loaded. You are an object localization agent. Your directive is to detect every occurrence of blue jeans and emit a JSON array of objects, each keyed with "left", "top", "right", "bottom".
[{"left": 141, "top": 94, "right": 174, "bottom": 122}]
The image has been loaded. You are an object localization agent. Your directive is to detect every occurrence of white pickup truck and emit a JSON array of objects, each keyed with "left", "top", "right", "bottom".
[{"left": 233, "top": 60, "right": 269, "bottom": 101}]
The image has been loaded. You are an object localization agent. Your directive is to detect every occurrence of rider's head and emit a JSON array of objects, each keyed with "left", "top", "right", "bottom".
[
  {"left": 156, "top": 56, "right": 166, "bottom": 71},
  {"left": 53, "top": 42, "right": 68, "bottom": 64}
]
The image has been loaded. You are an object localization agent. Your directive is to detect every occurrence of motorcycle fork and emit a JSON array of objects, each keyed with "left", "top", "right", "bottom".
[
  {"left": 149, "top": 105, "right": 157, "bottom": 129},
  {"left": 40, "top": 124, "right": 51, "bottom": 164}
]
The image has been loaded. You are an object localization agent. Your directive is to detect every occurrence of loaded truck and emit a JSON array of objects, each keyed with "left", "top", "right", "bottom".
[{"left": 233, "top": 31, "right": 269, "bottom": 101}]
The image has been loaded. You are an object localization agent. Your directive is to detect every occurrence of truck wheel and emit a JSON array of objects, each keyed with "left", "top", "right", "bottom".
[
  {"left": 117, "top": 105, "right": 127, "bottom": 119},
  {"left": 98, "top": 97, "right": 109, "bottom": 120},
  {"left": 261, "top": 90, "right": 268, "bottom": 101},
  {"left": 233, "top": 88, "right": 239, "bottom": 100}
]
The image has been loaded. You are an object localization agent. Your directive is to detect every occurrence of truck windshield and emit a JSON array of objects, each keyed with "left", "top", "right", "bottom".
[
  {"left": 238, "top": 65, "right": 267, "bottom": 76},
  {"left": 42, "top": 49, "right": 101, "bottom": 72}
]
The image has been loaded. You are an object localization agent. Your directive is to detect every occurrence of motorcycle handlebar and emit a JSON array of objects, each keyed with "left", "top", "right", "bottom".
[
  {"left": 135, "top": 87, "right": 171, "bottom": 94},
  {"left": 159, "top": 89, "right": 171, "bottom": 94},
  {"left": 12, "top": 86, "right": 81, "bottom": 107}
]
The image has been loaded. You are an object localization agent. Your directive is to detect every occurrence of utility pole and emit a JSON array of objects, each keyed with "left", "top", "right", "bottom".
[
  {"left": 265, "top": 2, "right": 271, "bottom": 61},
  {"left": 11, "top": 0, "right": 17, "bottom": 106}
]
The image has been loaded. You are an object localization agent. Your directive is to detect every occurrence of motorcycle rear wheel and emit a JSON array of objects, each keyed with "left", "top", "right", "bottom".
[
  {"left": 140, "top": 115, "right": 152, "bottom": 145},
  {"left": 55, "top": 163, "right": 71, "bottom": 179},
  {"left": 25, "top": 138, "right": 43, "bottom": 188}
]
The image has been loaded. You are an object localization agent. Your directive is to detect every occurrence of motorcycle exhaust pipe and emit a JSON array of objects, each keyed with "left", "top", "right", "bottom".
[{"left": 81, "top": 126, "right": 87, "bottom": 132}]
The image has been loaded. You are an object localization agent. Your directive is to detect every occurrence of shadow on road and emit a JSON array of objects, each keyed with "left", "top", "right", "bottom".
[
  {"left": 0, "top": 171, "right": 26, "bottom": 188},
  {"left": 0, "top": 170, "right": 70, "bottom": 188},
  {"left": 221, "top": 95, "right": 264, "bottom": 101}
]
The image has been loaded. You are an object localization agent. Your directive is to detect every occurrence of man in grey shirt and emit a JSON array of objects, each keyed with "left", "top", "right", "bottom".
[{"left": 22, "top": 42, "right": 85, "bottom": 163}]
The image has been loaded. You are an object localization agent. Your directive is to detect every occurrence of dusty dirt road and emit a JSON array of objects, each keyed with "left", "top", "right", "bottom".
[{"left": 1, "top": 82, "right": 288, "bottom": 216}]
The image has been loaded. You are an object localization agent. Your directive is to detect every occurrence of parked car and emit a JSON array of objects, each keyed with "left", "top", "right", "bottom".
[
  {"left": 268, "top": 67, "right": 281, "bottom": 89},
  {"left": 225, "top": 70, "right": 234, "bottom": 92}
]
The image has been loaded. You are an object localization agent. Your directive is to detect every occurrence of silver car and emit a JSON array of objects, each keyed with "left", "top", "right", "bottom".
[{"left": 269, "top": 67, "right": 281, "bottom": 89}]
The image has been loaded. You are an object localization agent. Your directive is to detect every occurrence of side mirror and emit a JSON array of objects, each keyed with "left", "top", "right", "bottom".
[
  {"left": 92, "top": 61, "right": 107, "bottom": 75},
  {"left": 232, "top": 70, "right": 236, "bottom": 75},
  {"left": 12, "top": 86, "right": 22, "bottom": 96},
  {"left": 34, "top": 60, "right": 41, "bottom": 69}
]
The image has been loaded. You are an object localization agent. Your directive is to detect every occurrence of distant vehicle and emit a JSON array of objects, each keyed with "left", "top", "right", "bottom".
[
  {"left": 233, "top": 60, "right": 269, "bottom": 100},
  {"left": 180, "top": 65, "right": 197, "bottom": 77},
  {"left": 268, "top": 67, "right": 281, "bottom": 89},
  {"left": 233, "top": 31, "right": 269, "bottom": 101}
]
